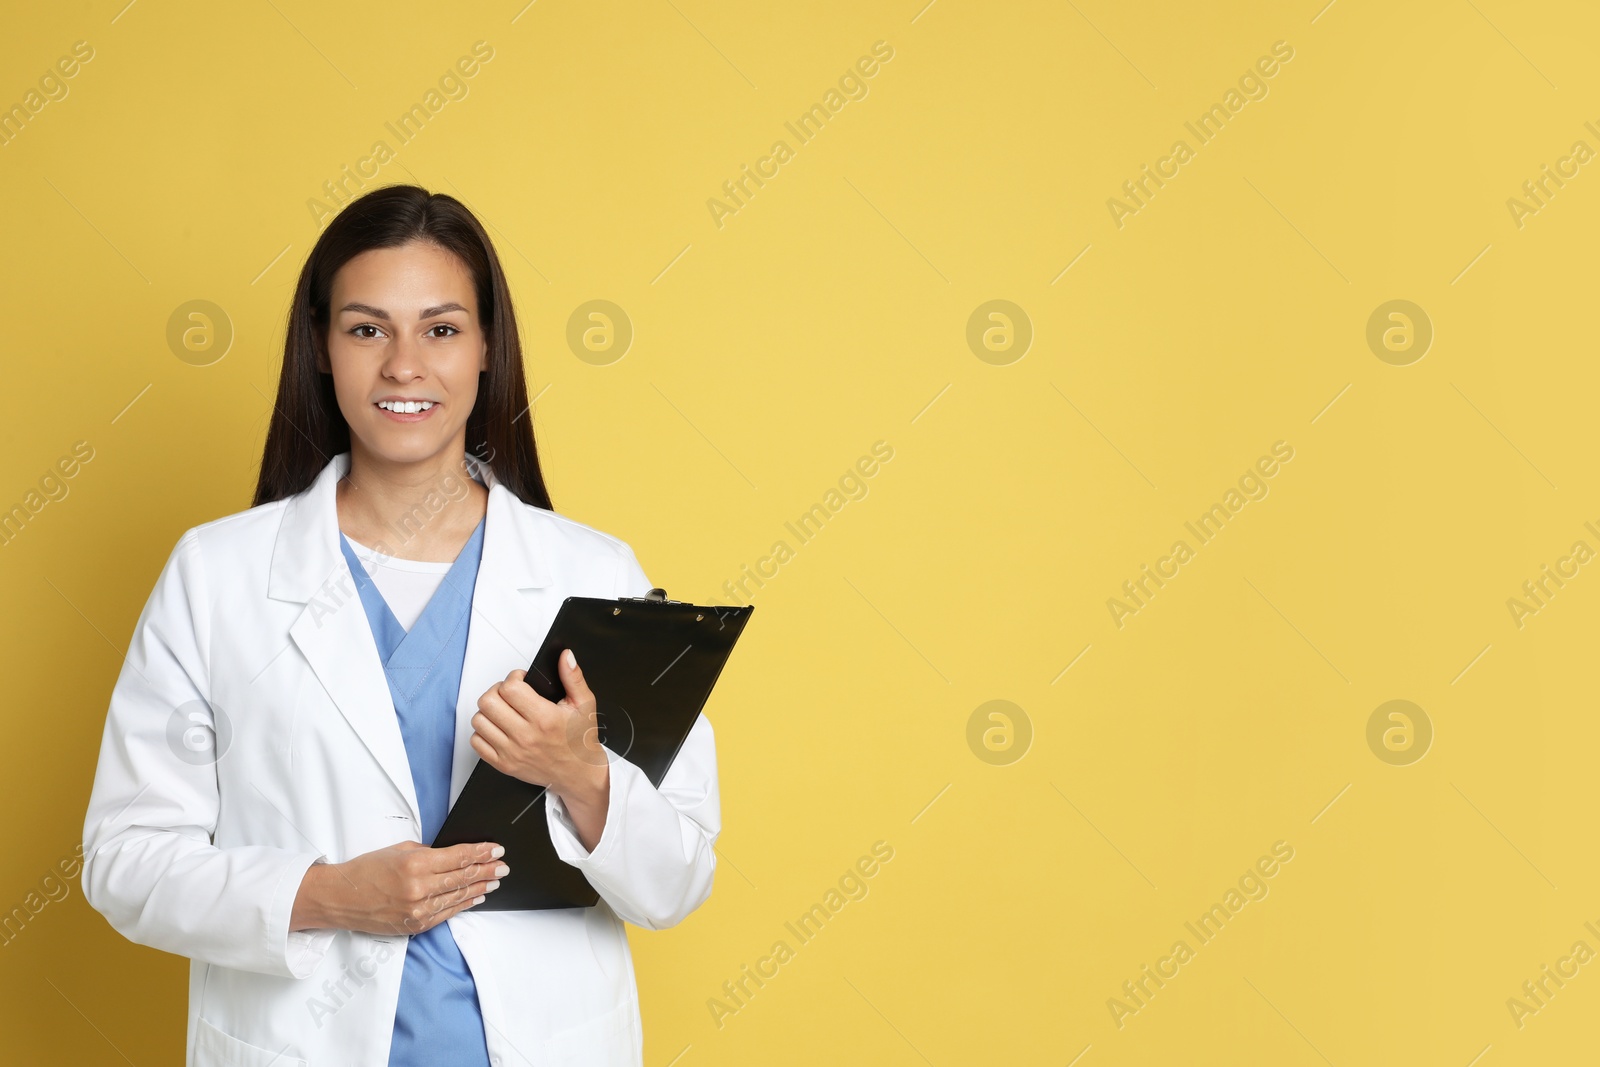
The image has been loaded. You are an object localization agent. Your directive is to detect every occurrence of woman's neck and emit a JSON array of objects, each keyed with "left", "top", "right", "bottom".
[{"left": 336, "top": 444, "right": 488, "bottom": 562}]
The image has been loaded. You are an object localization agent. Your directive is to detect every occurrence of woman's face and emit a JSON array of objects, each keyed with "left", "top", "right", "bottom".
[{"left": 319, "top": 239, "right": 488, "bottom": 469}]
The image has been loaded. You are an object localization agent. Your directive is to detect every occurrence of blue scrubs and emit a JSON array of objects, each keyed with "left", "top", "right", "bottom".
[{"left": 338, "top": 516, "right": 492, "bottom": 1067}]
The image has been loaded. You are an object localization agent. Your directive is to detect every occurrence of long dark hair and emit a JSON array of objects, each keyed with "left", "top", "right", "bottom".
[{"left": 252, "top": 184, "right": 553, "bottom": 510}]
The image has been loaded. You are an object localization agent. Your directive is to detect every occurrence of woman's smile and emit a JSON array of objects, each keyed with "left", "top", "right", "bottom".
[{"left": 375, "top": 396, "right": 440, "bottom": 423}]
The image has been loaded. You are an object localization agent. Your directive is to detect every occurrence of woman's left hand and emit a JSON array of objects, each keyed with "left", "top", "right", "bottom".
[{"left": 472, "top": 650, "right": 609, "bottom": 806}]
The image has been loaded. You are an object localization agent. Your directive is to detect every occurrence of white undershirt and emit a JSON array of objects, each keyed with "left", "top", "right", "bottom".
[{"left": 345, "top": 538, "right": 454, "bottom": 632}]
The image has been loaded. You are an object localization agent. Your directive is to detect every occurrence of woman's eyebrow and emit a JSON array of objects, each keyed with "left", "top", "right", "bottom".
[{"left": 338, "top": 301, "right": 470, "bottom": 319}]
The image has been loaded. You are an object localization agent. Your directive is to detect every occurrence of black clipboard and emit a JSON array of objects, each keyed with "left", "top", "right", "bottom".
[{"left": 434, "top": 589, "right": 753, "bottom": 910}]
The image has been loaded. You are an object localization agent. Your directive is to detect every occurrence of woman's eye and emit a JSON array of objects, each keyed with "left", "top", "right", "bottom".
[
  {"left": 352, "top": 324, "right": 382, "bottom": 339},
  {"left": 429, "top": 324, "right": 460, "bottom": 338}
]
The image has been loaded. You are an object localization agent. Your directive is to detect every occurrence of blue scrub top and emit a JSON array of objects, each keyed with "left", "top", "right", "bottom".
[{"left": 338, "top": 515, "right": 492, "bottom": 1067}]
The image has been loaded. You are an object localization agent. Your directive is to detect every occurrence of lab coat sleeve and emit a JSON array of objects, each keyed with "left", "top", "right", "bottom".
[
  {"left": 544, "top": 542, "right": 722, "bottom": 929},
  {"left": 81, "top": 527, "right": 334, "bottom": 979}
]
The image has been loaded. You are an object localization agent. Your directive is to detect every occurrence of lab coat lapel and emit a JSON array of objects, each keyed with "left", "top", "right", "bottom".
[
  {"left": 267, "top": 450, "right": 557, "bottom": 823},
  {"left": 270, "top": 451, "right": 423, "bottom": 825},
  {"left": 449, "top": 452, "right": 554, "bottom": 807}
]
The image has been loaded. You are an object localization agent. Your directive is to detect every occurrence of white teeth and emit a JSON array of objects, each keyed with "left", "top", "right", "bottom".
[{"left": 377, "top": 400, "right": 434, "bottom": 413}]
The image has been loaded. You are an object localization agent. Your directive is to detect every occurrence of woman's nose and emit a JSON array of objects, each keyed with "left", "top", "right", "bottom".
[{"left": 381, "top": 332, "right": 425, "bottom": 379}]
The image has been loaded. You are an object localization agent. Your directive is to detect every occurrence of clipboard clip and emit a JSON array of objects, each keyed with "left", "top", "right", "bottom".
[{"left": 624, "top": 587, "right": 682, "bottom": 604}]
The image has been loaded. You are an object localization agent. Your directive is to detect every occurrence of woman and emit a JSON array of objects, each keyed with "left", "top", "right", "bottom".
[{"left": 81, "top": 185, "right": 720, "bottom": 1066}]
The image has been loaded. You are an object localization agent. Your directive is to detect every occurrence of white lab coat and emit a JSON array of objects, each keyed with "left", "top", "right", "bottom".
[{"left": 81, "top": 449, "right": 720, "bottom": 1066}]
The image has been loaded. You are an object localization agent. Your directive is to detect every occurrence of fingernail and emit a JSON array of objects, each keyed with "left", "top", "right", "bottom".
[
  {"left": 472, "top": 895, "right": 485, "bottom": 905},
  {"left": 494, "top": 864, "right": 509, "bottom": 877},
  {"left": 565, "top": 649, "right": 577, "bottom": 670},
  {"left": 489, "top": 845, "right": 505, "bottom": 859},
  {"left": 486, "top": 880, "right": 501, "bottom": 892}
]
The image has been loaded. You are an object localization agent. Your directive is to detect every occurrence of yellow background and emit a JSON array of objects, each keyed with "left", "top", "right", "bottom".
[{"left": 3, "top": 0, "right": 1598, "bottom": 1063}]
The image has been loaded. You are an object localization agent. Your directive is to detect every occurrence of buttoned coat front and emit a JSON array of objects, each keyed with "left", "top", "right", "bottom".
[{"left": 81, "top": 450, "right": 721, "bottom": 1066}]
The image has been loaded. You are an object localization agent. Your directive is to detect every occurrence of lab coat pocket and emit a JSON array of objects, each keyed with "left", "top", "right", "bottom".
[
  {"left": 194, "top": 1017, "right": 307, "bottom": 1067},
  {"left": 539, "top": 1000, "right": 637, "bottom": 1066}
]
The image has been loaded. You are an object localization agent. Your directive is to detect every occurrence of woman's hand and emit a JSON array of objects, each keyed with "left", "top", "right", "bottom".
[
  {"left": 290, "top": 840, "right": 506, "bottom": 935},
  {"left": 471, "top": 650, "right": 611, "bottom": 851}
]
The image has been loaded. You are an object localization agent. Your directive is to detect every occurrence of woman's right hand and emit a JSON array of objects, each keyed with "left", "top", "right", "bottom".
[{"left": 290, "top": 840, "right": 507, "bottom": 936}]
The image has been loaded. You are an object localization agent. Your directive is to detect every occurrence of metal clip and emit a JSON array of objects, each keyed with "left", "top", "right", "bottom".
[{"left": 622, "top": 587, "right": 683, "bottom": 605}]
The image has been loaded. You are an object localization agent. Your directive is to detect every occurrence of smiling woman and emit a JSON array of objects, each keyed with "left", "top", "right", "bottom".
[
  {"left": 254, "top": 187, "right": 549, "bottom": 513},
  {"left": 81, "top": 184, "right": 723, "bottom": 1067},
  {"left": 315, "top": 240, "right": 495, "bottom": 556}
]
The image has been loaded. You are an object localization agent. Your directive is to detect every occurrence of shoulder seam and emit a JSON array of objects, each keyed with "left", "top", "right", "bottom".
[
  {"left": 188, "top": 497, "right": 292, "bottom": 536},
  {"left": 515, "top": 501, "right": 632, "bottom": 552}
]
